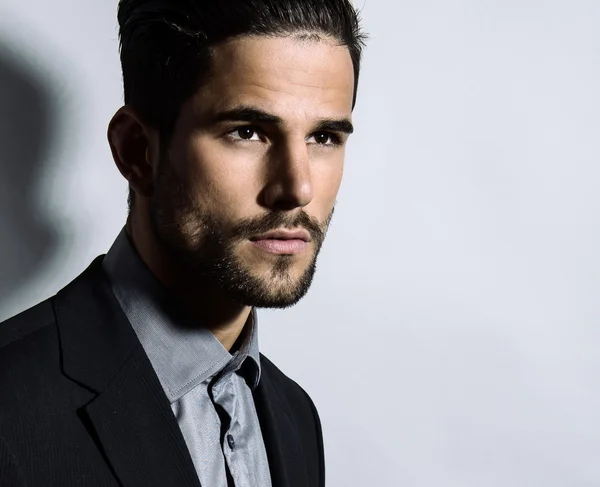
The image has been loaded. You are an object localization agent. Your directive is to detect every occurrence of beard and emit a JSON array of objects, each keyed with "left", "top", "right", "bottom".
[{"left": 149, "top": 158, "right": 333, "bottom": 309}]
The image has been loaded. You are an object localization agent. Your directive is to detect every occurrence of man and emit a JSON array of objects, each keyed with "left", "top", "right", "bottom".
[{"left": 0, "top": 0, "right": 365, "bottom": 485}]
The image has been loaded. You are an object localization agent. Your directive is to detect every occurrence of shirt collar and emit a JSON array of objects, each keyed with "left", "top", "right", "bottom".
[{"left": 102, "top": 227, "right": 261, "bottom": 402}]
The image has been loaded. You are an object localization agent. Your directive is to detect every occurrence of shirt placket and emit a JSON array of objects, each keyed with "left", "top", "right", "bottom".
[{"left": 212, "top": 373, "right": 254, "bottom": 487}]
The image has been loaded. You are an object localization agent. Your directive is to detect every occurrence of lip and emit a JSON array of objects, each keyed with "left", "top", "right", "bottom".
[
  {"left": 250, "top": 239, "right": 309, "bottom": 255},
  {"left": 250, "top": 228, "right": 312, "bottom": 242}
]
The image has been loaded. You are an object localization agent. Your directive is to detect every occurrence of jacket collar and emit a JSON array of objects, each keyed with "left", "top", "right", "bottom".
[{"left": 55, "top": 256, "right": 139, "bottom": 392}]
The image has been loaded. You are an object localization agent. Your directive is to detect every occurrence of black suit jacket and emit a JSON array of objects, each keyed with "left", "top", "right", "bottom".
[{"left": 0, "top": 257, "right": 325, "bottom": 487}]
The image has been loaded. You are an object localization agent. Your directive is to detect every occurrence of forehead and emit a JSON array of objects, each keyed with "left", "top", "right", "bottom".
[{"left": 190, "top": 35, "right": 355, "bottom": 122}]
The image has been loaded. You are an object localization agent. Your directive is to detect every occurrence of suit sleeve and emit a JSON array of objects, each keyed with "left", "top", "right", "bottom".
[{"left": 0, "top": 432, "right": 26, "bottom": 486}]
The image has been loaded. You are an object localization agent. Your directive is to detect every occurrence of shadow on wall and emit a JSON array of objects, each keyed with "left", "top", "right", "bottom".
[{"left": 0, "top": 41, "right": 60, "bottom": 322}]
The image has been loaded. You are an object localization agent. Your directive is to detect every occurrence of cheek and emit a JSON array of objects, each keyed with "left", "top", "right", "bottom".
[
  {"left": 310, "top": 154, "right": 345, "bottom": 216},
  {"left": 178, "top": 138, "right": 264, "bottom": 219}
]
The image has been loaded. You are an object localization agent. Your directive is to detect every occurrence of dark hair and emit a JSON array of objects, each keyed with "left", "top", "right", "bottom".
[{"left": 117, "top": 0, "right": 366, "bottom": 209}]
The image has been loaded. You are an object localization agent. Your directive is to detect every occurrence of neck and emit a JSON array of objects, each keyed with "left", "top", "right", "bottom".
[{"left": 125, "top": 213, "right": 252, "bottom": 352}]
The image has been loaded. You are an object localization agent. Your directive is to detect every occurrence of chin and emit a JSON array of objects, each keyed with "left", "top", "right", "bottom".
[
  {"left": 243, "top": 287, "right": 311, "bottom": 309},
  {"left": 223, "top": 259, "right": 317, "bottom": 309}
]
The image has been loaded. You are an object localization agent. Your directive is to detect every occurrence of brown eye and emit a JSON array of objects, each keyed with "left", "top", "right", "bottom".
[
  {"left": 237, "top": 127, "right": 256, "bottom": 139},
  {"left": 228, "top": 126, "right": 262, "bottom": 142},
  {"left": 314, "top": 133, "right": 330, "bottom": 144},
  {"left": 309, "top": 132, "right": 339, "bottom": 146}
]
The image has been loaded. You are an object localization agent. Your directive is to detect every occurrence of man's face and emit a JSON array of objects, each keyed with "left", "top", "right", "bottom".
[{"left": 150, "top": 35, "right": 355, "bottom": 308}]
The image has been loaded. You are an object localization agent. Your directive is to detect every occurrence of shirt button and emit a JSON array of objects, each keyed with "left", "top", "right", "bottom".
[{"left": 227, "top": 434, "right": 235, "bottom": 450}]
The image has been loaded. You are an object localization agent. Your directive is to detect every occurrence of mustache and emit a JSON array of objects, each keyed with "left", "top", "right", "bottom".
[{"left": 229, "top": 210, "right": 333, "bottom": 244}]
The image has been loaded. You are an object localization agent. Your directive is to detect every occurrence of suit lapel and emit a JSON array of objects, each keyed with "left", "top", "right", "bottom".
[
  {"left": 55, "top": 257, "right": 200, "bottom": 487},
  {"left": 254, "top": 365, "right": 309, "bottom": 487},
  {"left": 84, "top": 345, "right": 201, "bottom": 487}
]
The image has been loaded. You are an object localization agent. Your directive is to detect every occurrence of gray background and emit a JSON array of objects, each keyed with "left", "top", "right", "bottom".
[{"left": 1, "top": 1, "right": 599, "bottom": 485}]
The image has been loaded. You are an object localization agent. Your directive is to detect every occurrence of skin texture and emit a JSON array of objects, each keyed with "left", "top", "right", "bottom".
[{"left": 108, "top": 35, "right": 355, "bottom": 350}]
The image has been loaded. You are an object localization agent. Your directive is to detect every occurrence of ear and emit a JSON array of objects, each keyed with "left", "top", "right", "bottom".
[{"left": 107, "top": 106, "right": 160, "bottom": 199}]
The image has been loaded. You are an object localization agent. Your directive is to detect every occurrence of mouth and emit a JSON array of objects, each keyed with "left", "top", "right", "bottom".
[
  {"left": 249, "top": 228, "right": 311, "bottom": 255},
  {"left": 250, "top": 229, "right": 311, "bottom": 242}
]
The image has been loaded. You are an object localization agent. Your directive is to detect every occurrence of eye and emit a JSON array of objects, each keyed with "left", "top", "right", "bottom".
[
  {"left": 229, "top": 126, "right": 262, "bottom": 141},
  {"left": 308, "top": 131, "right": 340, "bottom": 146}
]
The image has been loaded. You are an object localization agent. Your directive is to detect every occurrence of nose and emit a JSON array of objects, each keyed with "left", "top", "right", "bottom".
[{"left": 261, "top": 138, "right": 314, "bottom": 211}]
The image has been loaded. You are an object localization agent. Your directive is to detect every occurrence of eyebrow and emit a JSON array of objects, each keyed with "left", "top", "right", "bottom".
[
  {"left": 212, "top": 107, "right": 282, "bottom": 124},
  {"left": 211, "top": 106, "right": 354, "bottom": 135},
  {"left": 314, "top": 119, "right": 354, "bottom": 135}
]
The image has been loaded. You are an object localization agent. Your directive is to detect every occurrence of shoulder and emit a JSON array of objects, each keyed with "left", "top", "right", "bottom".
[
  {"left": 0, "top": 299, "right": 60, "bottom": 385},
  {"left": 0, "top": 298, "right": 66, "bottom": 421},
  {"left": 0, "top": 299, "right": 55, "bottom": 351},
  {"left": 0, "top": 277, "right": 97, "bottom": 427},
  {"left": 0, "top": 301, "right": 69, "bottom": 442}
]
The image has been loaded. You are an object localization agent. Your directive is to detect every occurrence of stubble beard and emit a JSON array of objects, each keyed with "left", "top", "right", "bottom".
[{"left": 149, "top": 159, "right": 333, "bottom": 309}]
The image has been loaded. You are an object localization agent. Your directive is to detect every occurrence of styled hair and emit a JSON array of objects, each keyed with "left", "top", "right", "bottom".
[
  {"left": 117, "top": 0, "right": 366, "bottom": 209},
  {"left": 118, "top": 0, "right": 366, "bottom": 136}
]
